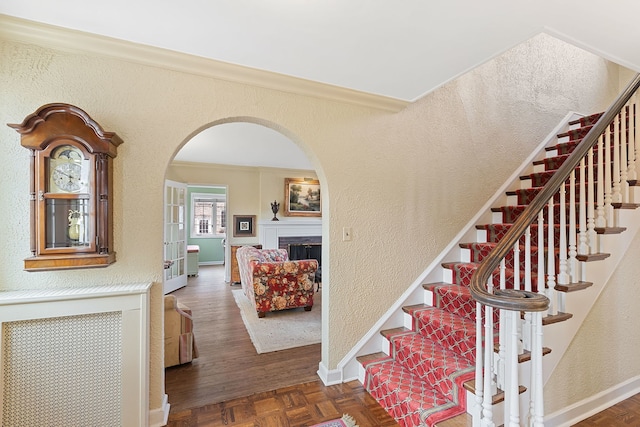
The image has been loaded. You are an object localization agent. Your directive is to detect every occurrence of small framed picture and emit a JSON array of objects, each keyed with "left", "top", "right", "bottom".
[{"left": 233, "top": 215, "right": 256, "bottom": 237}]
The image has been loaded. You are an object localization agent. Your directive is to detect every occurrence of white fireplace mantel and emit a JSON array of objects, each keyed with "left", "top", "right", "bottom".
[{"left": 259, "top": 220, "right": 322, "bottom": 249}]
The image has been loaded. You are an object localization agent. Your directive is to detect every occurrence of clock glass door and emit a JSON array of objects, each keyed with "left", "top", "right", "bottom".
[
  {"left": 40, "top": 143, "right": 95, "bottom": 254},
  {"left": 45, "top": 197, "right": 91, "bottom": 248},
  {"left": 164, "top": 180, "right": 187, "bottom": 294}
]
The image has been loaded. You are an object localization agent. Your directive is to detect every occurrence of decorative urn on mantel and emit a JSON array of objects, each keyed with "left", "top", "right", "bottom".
[{"left": 271, "top": 200, "right": 280, "bottom": 221}]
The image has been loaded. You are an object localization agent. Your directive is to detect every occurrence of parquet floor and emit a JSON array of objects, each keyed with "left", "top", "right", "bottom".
[
  {"left": 167, "top": 379, "right": 398, "bottom": 426},
  {"left": 164, "top": 265, "right": 398, "bottom": 426},
  {"left": 572, "top": 393, "right": 640, "bottom": 426}
]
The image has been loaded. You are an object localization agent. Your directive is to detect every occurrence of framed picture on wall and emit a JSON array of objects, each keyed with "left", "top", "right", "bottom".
[
  {"left": 284, "top": 178, "right": 321, "bottom": 217},
  {"left": 233, "top": 215, "right": 256, "bottom": 237}
]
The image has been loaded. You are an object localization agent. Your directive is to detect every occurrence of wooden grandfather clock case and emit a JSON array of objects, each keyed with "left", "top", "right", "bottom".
[{"left": 9, "top": 103, "right": 123, "bottom": 271}]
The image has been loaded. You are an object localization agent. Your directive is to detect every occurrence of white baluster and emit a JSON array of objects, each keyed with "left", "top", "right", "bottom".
[
  {"left": 612, "top": 114, "right": 622, "bottom": 204},
  {"left": 604, "top": 124, "right": 614, "bottom": 227},
  {"left": 557, "top": 180, "right": 568, "bottom": 284},
  {"left": 482, "top": 301, "right": 496, "bottom": 427},
  {"left": 529, "top": 311, "right": 545, "bottom": 427},
  {"left": 586, "top": 148, "right": 597, "bottom": 256},
  {"left": 570, "top": 166, "right": 579, "bottom": 280},
  {"left": 513, "top": 242, "right": 521, "bottom": 292},
  {"left": 513, "top": 243, "right": 523, "bottom": 356},
  {"left": 505, "top": 310, "right": 520, "bottom": 427},
  {"left": 475, "top": 301, "right": 485, "bottom": 420},
  {"left": 537, "top": 212, "right": 546, "bottom": 316},
  {"left": 546, "top": 198, "right": 556, "bottom": 315},
  {"left": 496, "top": 259, "right": 507, "bottom": 391},
  {"left": 621, "top": 105, "right": 629, "bottom": 203},
  {"left": 557, "top": 178, "right": 568, "bottom": 314},
  {"left": 628, "top": 95, "right": 638, "bottom": 185},
  {"left": 596, "top": 134, "right": 607, "bottom": 229},
  {"left": 523, "top": 226, "right": 532, "bottom": 352}
]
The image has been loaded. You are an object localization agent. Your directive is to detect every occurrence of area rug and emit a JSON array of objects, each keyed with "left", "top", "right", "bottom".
[
  {"left": 232, "top": 289, "right": 321, "bottom": 353},
  {"left": 311, "top": 414, "right": 359, "bottom": 427}
]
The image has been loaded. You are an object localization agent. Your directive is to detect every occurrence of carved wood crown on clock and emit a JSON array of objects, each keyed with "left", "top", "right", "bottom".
[{"left": 8, "top": 103, "right": 123, "bottom": 271}]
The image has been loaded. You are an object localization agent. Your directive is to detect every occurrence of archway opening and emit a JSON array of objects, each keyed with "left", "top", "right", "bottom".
[{"left": 162, "top": 119, "right": 326, "bottom": 412}]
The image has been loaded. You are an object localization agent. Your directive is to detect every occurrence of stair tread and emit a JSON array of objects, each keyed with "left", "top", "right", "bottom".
[
  {"left": 364, "top": 358, "right": 467, "bottom": 426},
  {"left": 462, "top": 380, "right": 527, "bottom": 405},
  {"left": 594, "top": 227, "right": 626, "bottom": 235},
  {"left": 356, "top": 352, "right": 388, "bottom": 364},
  {"left": 555, "top": 281, "right": 593, "bottom": 292},
  {"left": 542, "top": 311, "right": 573, "bottom": 325},
  {"left": 380, "top": 327, "right": 409, "bottom": 339},
  {"left": 576, "top": 252, "right": 611, "bottom": 262}
]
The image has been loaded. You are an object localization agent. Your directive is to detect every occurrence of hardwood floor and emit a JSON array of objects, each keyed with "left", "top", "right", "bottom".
[{"left": 164, "top": 265, "right": 398, "bottom": 426}]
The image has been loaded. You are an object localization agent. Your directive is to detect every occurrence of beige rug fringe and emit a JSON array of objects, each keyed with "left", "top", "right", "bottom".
[{"left": 341, "top": 414, "right": 359, "bottom": 427}]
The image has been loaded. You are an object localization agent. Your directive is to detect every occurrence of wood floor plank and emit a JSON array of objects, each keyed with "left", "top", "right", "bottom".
[{"left": 164, "top": 265, "right": 322, "bottom": 412}]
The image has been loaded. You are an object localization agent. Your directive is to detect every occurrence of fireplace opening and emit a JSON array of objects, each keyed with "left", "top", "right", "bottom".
[
  {"left": 287, "top": 243, "right": 321, "bottom": 265},
  {"left": 279, "top": 236, "right": 322, "bottom": 285}
]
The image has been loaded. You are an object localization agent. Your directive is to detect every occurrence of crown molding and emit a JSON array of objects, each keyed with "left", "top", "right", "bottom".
[
  {"left": 0, "top": 14, "right": 409, "bottom": 113},
  {"left": 169, "top": 160, "right": 315, "bottom": 174}
]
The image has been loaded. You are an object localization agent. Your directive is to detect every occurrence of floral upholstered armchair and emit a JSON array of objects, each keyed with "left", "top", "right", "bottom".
[{"left": 236, "top": 246, "right": 317, "bottom": 318}]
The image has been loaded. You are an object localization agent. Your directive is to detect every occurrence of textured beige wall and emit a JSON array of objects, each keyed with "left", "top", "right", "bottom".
[{"left": 0, "top": 31, "right": 633, "bottom": 416}]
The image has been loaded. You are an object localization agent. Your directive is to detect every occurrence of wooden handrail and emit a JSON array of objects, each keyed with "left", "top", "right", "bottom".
[{"left": 470, "top": 73, "right": 640, "bottom": 312}]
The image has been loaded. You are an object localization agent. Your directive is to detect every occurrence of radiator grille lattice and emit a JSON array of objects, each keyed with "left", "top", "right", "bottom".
[{"left": 2, "top": 311, "right": 123, "bottom": 426}]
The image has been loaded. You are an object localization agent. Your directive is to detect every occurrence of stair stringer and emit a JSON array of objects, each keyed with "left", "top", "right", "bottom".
[{"left": 336, "top": 111, "right": 582, "bottom": 384}]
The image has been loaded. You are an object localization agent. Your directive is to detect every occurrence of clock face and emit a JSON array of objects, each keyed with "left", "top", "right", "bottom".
[
  {"left": 52, "top": 163, "right": 83, "bottom": 192},
  {"left": 48, "top": 145, "right": 89, "bottom": 193}
]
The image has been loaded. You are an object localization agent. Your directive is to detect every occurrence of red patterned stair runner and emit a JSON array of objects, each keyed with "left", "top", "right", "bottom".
[{"left": 361, "top": 111, "right": 605, "bottom": 426}]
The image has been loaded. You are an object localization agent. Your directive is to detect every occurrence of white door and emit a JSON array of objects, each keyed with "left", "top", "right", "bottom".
[{"left": 163, "top": 180, "right": 187, "bottom": 294}]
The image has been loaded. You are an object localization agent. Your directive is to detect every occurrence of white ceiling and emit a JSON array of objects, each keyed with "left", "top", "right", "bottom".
[
  {"left": 174, "top": 123, "right": 313, "bottom": 170},
  {"left": 2, "top": 1, "right": 639, "bottom": 169}
]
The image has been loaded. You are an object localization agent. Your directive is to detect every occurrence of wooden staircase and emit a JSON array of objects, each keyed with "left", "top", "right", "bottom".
[{"left": 353, "top": 75, "right": 640, "bottom": 427}]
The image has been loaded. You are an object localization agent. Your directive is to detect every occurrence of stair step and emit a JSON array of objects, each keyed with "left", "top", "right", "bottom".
[
  {"left": 612, "top": 202, "right": 640, "bottom": 209},
  {"left": 555, "top": 281, "right": 593, "bottom": 292},
  {"left": 556, "top": 124, "right": 594, "bottom": 141},
  {"left": 363, "top": 358, "right": 467, "bottom": 427},
  {"left": 568, "top": 112, "right": 603, "bottom": 127},
  {"left": 356, "top": 352, "right": 388, "bottom": 364},
  {"left": 516, "top": 347, "right": 552, "bottom": 363},
  {"left": 412, "top": 306, "right": 481, "bottom": 363},
  {"left": 380, "top": 327, "right": 409, "bottom": 339},
  {"left": 594, "top": 227, "right": 626, "bottom": 235},
  {"left": 460, "top": 241, "right": 556, "bottom": 272},
  {"left": 542, "top": 311, "right": 573, "bottom": 325},
  {"left": 477, "top": 223, "right": 568, "bottom": 244},
  {"left": 424, "top": 282, "right": 450, "bottom": 292},
  {"left": 462, "top": 380, "right": 527, "bottom": 405},
  {"left": 576, "top": 252, "right": 611, "bottom": 262},
  {"left": 389, "top": 332, "right": 475, "bottom": 403},
  {"left": 442, "top": 262, "right": 540, "bottom": 292}
]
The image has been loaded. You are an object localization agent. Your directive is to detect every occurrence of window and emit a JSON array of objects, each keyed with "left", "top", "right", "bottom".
[{"left": 191, "top": 192, "right": 226, "bottom": 238}]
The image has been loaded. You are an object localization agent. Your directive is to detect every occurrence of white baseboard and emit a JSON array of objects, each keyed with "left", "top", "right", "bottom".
[
  {"left": 545, "top": 375, "right": 640, "bottom": 426},
  {"left": 149, "top": 394, "right": 170, "bottom": 427},
  {"left": 317, "top": 361, "right": 342, "bottom": 386}
]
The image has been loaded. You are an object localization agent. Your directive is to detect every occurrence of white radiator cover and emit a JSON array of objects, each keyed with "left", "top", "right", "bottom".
[{"left": 0, "top": 283, "right": 151, "bottom": 427}]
